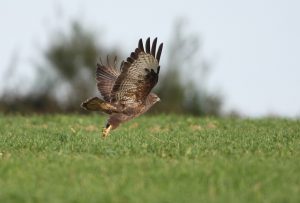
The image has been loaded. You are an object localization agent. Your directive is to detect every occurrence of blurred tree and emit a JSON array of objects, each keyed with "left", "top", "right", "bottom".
[
  {"left": 0, "top": 20, "right": 121, "bottom": 113},
  {"left": 0, "top": 19, "right": 223, "bottom": 116},
  {"left": 39, "top": 21, "right": 120, "bottom": 111},
  {"left": 153, "top": 19, "right": 223, "bottom": 116}
]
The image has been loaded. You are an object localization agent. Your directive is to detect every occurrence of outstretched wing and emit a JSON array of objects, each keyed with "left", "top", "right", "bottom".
[
  {"left": 96, "top": 56, "right": 121, "bottom": 102},
  {"left": 111, "top": 37, "right": 163, "bottom": 105}
]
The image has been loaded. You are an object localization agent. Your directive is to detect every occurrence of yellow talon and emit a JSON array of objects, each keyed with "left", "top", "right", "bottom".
[{"left": 102, "top": 125, "right": 112, "bottom": 138}]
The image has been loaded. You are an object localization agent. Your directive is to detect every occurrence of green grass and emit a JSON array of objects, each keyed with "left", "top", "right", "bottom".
[{"left": 0, "top": 114, "right": 299, "bottom": 203}]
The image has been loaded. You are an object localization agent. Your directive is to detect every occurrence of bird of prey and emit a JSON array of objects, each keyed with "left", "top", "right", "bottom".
[{"left": 81, "top": 37, "right": 163, "bottom": 137}]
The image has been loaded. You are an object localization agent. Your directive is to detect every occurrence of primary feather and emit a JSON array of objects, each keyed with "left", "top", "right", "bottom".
[{"left": 96, "top": 56, "right": 120, "bottom": 102}]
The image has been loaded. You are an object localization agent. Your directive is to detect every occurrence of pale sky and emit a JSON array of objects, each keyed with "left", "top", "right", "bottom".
[{"left": 1, "top": 0, "right": 300, "bottom": 117}]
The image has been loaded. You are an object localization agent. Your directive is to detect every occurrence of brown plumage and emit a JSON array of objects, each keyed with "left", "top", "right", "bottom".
[{"left": 81, "top": 37, "right": 163, "bottom": 137}]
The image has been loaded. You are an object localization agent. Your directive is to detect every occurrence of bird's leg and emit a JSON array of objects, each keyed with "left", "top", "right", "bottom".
[{"left": 102, "top": 123, "right": 112, "bottom": 138}]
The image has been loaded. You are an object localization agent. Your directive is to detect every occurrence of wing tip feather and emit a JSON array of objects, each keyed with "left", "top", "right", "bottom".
[
  {"left": 138, "top": 38, "right": 144, "bottom": 52},
  {"left": 156, "top": 43, "right": 163, "bottom": 62},
  {"left": 151, "top": 37, "right": 157, "bottom": 57},
  {"left": 146, "top": 37, "right": 151, "bottom": 53}
]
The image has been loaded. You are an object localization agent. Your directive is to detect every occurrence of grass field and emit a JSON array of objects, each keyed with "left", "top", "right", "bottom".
[{"left": 0, "top": 114, "right": 299, "bottom": 203}]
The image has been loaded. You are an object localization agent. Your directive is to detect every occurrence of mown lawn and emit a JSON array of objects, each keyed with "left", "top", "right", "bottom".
[{"left": 0, "top": 114, "right": 299, "bottom": 203}]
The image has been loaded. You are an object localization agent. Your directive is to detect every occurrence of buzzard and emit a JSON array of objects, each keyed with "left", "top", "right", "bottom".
[{"left": 81, "top": 37, "right": 163, "bottom": 137}]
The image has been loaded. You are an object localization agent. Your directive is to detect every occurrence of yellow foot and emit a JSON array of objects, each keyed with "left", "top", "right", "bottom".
[{"left": 102, "top": 125, "right": 112, "bottom": 138}]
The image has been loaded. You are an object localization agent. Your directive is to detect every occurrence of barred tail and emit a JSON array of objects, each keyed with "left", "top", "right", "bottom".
[{"left": 81, "top": 97, "right": 118, "bottom": 114}]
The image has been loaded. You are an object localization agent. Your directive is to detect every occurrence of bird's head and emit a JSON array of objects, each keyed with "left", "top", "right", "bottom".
[{"left": 148, "top": 93, "right": 160, "bottom": 105}]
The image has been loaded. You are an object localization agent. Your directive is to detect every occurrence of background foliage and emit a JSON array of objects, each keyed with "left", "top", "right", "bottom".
[{"left": 0, "top": 19, "right": 223, "bottom": 116}]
